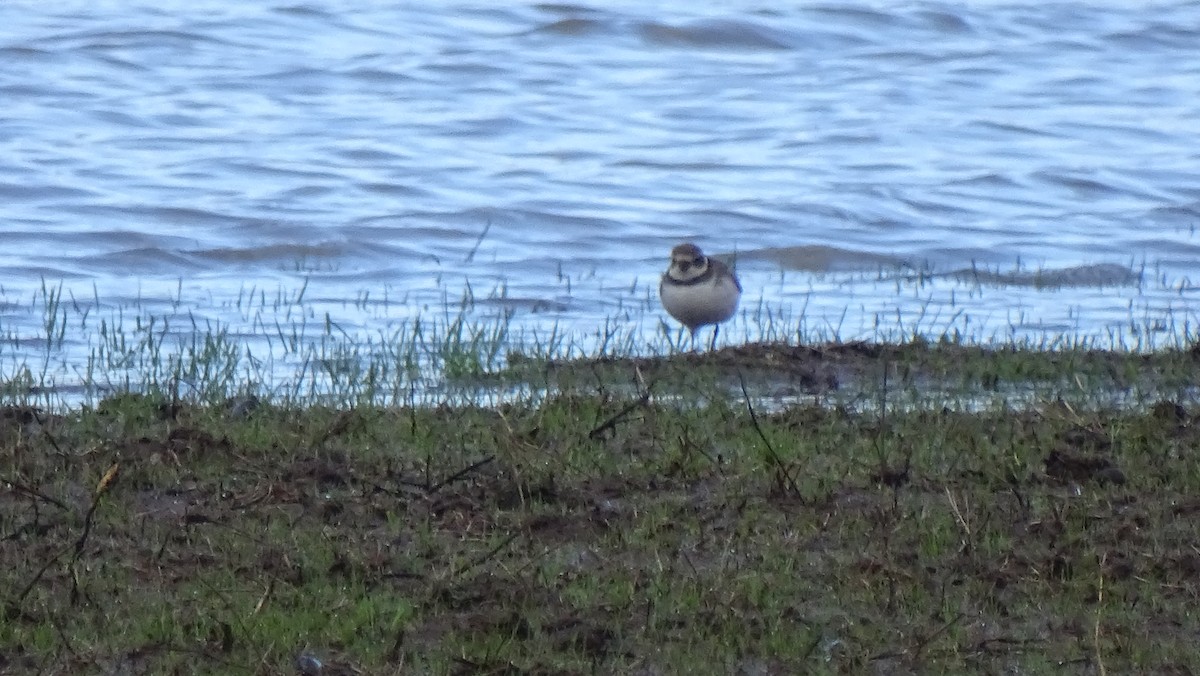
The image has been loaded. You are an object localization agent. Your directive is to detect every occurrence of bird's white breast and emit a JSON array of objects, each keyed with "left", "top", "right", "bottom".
[{"left": 660, "top": 273, "right": 740, "bottom": 330}]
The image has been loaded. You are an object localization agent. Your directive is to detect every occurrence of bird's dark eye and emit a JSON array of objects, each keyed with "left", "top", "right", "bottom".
[{"left": 693, "top": 256, "right": 704, "bottom": 265}]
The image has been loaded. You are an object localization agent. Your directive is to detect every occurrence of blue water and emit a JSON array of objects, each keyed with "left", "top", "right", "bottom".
[{"left": 2, "top": 2, "right": 1199, "bottom": 399}]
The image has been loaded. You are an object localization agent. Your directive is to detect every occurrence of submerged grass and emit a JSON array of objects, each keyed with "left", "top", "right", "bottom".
[{"left": 0, "top": 277, "right": 1198, "bottom": 409}]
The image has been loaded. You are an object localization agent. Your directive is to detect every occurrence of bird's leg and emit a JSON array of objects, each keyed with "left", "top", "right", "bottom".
[{"left": 709, "top": 324, "right": 720, "bottom": 351}]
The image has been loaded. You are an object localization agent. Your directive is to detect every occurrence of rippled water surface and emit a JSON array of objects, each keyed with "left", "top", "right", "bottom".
[{"left": 3, "top": 1, "right": 1200, "bottom": 397}]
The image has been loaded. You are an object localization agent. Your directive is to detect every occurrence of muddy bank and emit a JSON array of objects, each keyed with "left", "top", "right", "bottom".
[{"left": 3, "top": 379, "right": 1199, "bottom": 672}]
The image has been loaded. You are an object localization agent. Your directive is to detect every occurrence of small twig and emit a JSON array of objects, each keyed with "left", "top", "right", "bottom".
[
  {"left": 944, "top": 487, "right": 971, "bottom": 538},
  {"left": 72, "top": 464, "right": 119, "bottom": 560},
  {"left": 911, "top": 611, "right": 966, "bottom": 661},
  {"left": 2, "top": 475, "right": 70, "bottom": 511},
  {"left": 970, "top": 635, "right": 1043, "bottom": 655},
  {"left": 386, "top": 626, "right": 407, "bottom": 664},
  {"left": 423, "top": 450, "right": 432, "bottom": 492},
  {"left": 449, "top": 530, "right": 520, "bottom": 578},
  {"left": 10, "top": 541, "right": 71, "bottom": 610},
  {"left": 48, "top": 610, "right": 78, "bottom": 657},
  {"left": 677, "top": 426, "right": 717, "bottom": 466},
  {"left": 426, "top": 456, "right": 495, "bottom": 495},
  {"left": 588, "top": 389, "right": 653, "bottom": 440},
  {"left": 737, "top": 370, "right": 800, "bottom": 495},
  {"left": 1007, "top": 471, "right": 1028, "bottom": 512},
  {"left": 32, "top": 408, "right": 64, "bottom": 455},
  {"left": 251, "top": 578, "right": 274, "bottom": 616},
  {"left": 69, "top": 463, "right": 120, "bottom": 605}
]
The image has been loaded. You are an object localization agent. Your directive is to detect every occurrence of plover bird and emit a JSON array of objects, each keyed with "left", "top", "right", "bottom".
[{"left": 659, "top": 242, "right": 742, "bottom": 349}]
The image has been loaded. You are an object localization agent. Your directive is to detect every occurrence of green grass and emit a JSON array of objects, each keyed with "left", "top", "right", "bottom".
[
  {"left": 1, "top": 284, "right": 1199, "bottom": 673},
  {"left": 3, "top": 369, "right": 1200, "bottom": 673}
]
